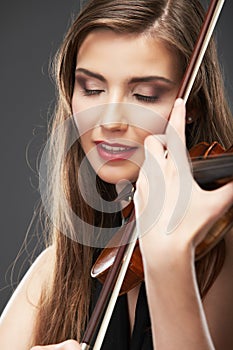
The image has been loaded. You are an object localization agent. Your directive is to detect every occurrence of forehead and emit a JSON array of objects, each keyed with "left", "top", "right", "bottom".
[{"left": 77, "top": 30, "right": 181, "bottom": 82}]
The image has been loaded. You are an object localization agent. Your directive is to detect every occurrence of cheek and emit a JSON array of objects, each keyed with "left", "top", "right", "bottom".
[
  {"left": 72, "top": 93, "right": 93, "bottom": 135},
  {"left": 72, "top": 102, "right": 102, "bottom": 137},
  {"left": 135, "top": 124, "right": 152, "bottom": 138},
  {"left": 79, "top": 132, "right": 92, "bottom": 152},
  {"left": 123, "top": 104, "right": 169, "bottom": 135}
]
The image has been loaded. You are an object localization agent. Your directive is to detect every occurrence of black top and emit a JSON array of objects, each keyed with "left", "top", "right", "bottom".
[{"left": 91, "top": 281, "right": 153, "bottom": 349}]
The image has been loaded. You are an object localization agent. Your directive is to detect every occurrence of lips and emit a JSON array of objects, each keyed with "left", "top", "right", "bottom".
[{"left": 95, "top": 141, "right": 138, "bottom": 161}]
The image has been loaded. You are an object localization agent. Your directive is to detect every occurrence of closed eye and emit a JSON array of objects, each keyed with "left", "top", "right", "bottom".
[
  {"left": 134, "top": 93, "right": 159, "bottom": 103},
  {"left": 83, "top": 88, "right": 105, "bottom": 96}
]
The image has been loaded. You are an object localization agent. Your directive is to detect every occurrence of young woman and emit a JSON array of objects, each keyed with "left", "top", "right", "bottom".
[{"left": 1, "top": 0, "right": 233, "bottom": 349}]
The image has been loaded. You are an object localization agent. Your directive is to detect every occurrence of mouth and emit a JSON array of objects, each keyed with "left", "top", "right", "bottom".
[{"left": 95, "top": 141, "right": 138, "bottom": 161}]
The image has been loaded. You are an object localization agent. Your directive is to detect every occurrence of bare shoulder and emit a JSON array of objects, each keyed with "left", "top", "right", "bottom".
[
  {"left": 0, "top": 245, "right": 55, "bottom": 350},
  {"left": 203, "top": 228, "right": 233, "bottom": 349}
]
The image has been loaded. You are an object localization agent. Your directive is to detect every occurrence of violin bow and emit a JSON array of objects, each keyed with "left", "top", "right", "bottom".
[
  {"left": 81, "top": 208, "right": 137, "bottom": 350},
  {"left": 178, "top": 0, "right": 225, "bottom": 102},
  {"left": 81, "top": 0, "right": 225, "bottom": 349}
]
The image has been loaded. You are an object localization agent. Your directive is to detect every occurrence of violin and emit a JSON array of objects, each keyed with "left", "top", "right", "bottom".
[
  {"left": 91, "top": 141, "right": 233, "bottom": 295},
  {"left": 81, "top": 1, "right": 232, "bottom": 349}
]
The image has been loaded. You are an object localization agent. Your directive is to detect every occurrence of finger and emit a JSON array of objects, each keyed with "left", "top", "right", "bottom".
[
  {"left": 31, "top": 347, "right": 53, "bottom": 349},
  {"left": 31, "top": 340, "right": 81, "bottom": 350},
  {"left": 144, "top": 134, "right": 166, "bottom": 160},
  {"left": 165, "top": 98, "right": 191, "bottom": 172},
  {"left": 31, "top": 346, "right": 56, "bottom": 350},
  {"left": 166, "top": 98, "right": 186, "bottom": 145},
  {"left": 153, "top": 134, "right": 167, "bottom": 147}
]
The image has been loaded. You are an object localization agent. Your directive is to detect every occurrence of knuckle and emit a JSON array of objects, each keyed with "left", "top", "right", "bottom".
[
  {"left": 144, "top": 134, "right": 157, "bottom": 148},
  {"left": 61, "top": 339, "right": 80, "bottom": 349}
]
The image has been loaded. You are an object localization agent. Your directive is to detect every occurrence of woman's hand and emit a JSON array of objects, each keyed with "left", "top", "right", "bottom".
[
  {"left": 31, "top": 340, "right": 81, "bottom": 350},
  {"left": 134, "top": 98, "right": 233, "bottom": 271},
  {"left": 134, "top": 98, "right": 233, "bottom": 349}
]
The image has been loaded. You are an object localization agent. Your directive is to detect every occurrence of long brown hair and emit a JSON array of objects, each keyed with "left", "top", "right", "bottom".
[{"left": 32, "top": 0, "right": 233, "bottom": 345}]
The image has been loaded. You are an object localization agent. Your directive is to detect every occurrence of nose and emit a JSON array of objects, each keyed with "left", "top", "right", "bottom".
[{"left": 99, "top": 103, "right": 128, "bottom": 132}]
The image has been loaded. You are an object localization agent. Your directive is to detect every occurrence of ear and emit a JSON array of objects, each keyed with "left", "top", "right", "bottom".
[
  {"left": 185, "top": 105, "right": 198, "bottom": 124},
  {"left": 186, "top": 115, "right": 194, "bottom": 124}
]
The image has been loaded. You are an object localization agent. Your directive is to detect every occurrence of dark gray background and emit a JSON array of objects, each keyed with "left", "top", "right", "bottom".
[{"left": 0, "top": 0, "right": 233, "bottom": 314}]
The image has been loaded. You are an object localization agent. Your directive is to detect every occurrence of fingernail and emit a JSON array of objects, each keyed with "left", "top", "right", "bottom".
[{"left": 174, "top": 98, "right": 184, "bottom": 107}]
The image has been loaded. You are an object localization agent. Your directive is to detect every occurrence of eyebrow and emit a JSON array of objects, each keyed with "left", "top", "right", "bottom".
[{"left": 75, "top": 67, "right": 175, "bottom": 85}]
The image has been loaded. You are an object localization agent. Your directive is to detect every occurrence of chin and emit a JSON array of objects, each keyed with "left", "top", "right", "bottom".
[{"left": 97, "top": 164, "right": 139, "bottom": 185}]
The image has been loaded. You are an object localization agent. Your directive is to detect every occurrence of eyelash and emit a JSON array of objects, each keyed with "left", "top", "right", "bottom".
[
  {"left": 134, "top": 94, "right": 159, "bottom": 103},
  {"left": 81, "top": 88, "right": 159, "bottom": 104},
  {"left": 82, "top": 88, "right": 104, "bottom": 96}
]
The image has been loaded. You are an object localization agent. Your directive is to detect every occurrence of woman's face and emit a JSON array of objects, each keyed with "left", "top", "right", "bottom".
[{"left": 72, "top": 30, "right": 181, "bottom": 184}]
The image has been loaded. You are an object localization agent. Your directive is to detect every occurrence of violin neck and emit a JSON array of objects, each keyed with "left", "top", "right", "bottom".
[{"left": 192, "top": 154, "right": 233, "bottom": 190}]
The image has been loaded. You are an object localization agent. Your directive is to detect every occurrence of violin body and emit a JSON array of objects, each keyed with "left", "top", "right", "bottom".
[
  {"left": 91, "top": 141, "right": 233, "bottom": 294},
  {"left": 92, "top": 240, "right": 143, "bottom": 295}
]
